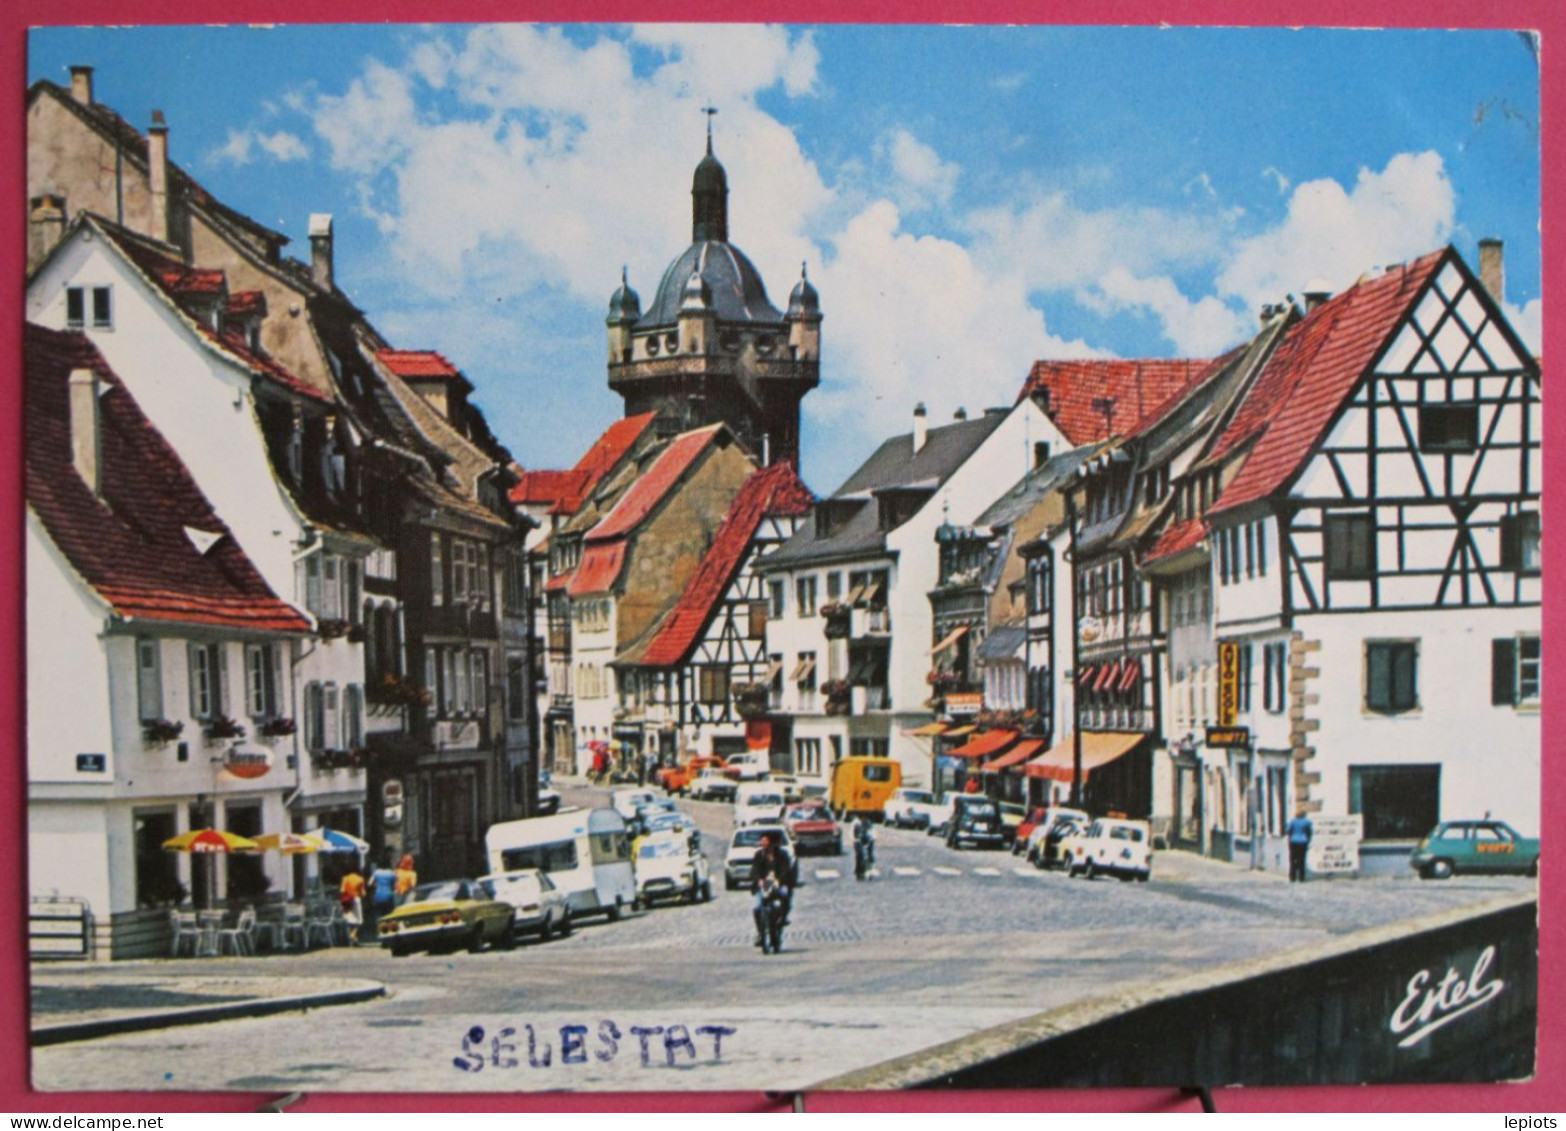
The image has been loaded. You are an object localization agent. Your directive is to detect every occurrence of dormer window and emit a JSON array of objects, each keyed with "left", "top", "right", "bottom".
[{"left": 65, "top": 285, "right": 112, "bottom": 330}]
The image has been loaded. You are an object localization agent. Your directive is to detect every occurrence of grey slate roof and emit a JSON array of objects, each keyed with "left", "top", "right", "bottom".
[
  {"left": 765, "top": 411, "right": 1008, "bottom": 569},
  {"left": 977, "top": 624, "right": 1027, "bottom": 662},
  {"left": 974, "top": 442, "right": 1106, "bottom": 531},
  {"left": 638, "top": 240, "right": 784, "bottom": 328}
]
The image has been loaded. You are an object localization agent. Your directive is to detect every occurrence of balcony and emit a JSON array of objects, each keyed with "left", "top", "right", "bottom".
[
  {"left": 852, "top": 685, "right": 891, "bottom": 713},
  {"left": 854, "top": 607, "right": 892, "bottom": 636}
]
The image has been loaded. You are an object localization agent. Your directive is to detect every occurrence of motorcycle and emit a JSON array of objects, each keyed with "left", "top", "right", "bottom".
[
  {"left": 853, "top": 831, "right": 876, "bottom": 881},
  {"left": 753, "top": 877, "right": 788, "bottom": 954}
]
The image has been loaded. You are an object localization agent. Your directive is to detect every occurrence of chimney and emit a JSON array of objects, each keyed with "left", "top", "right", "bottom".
[
  {"left": 953, "top": 406, "right": 968, "bottom": 421},
  {"left": 310, "top": 213, "right": 335, "bottom": 291},
  {"left": 28, "top": 194, "right": 67, "bottom": 267},
  {"left": 1479, "top": 238, "right": 1505, "bottom": 305},
  {"left": 68, "top": 368, "right": 102, "bottom": 495},
  {"left": 913, "top": 402, "right": 929, "bottom": 454},
  {"left": 69, "top": 66, "right": 94, "bottom": 106},
  {"left": 147, "top": 110, "right": 169, "bottom": 244},
  {"left": 1303, "top": 278, "right": 1332, "bottom": 312}
]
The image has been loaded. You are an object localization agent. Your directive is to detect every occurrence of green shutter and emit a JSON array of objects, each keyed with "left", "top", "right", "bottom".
[{"left": 1492, "top": 638, "right": 1517, "bottom": 706}]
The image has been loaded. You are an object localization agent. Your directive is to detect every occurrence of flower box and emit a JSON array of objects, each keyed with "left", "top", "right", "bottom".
[
  {"left": 258, "top": 717, "right": 297, "bottom": 739},
  {"left": 316, "top": 618, "right": 351, "bottom": 640},
  {"left": 142, "top": 718, "right": 184, "bottom": 746},
  {"left": 312, "top": 747, "right": 368, "bottom": 772},
  {"left": 205, "top": 716, "right": 245, "bottom": 741}
]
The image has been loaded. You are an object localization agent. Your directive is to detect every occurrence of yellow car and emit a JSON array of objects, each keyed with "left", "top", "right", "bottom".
[{"left": 377, "top": 879, "right": 516, "bottom": 956}]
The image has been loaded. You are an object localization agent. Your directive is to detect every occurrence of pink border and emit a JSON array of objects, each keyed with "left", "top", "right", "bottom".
[{"left": 3, "top": 0, "right": 1560, "bottom": 1113}]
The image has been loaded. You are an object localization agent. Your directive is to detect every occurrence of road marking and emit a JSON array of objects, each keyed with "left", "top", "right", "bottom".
[
  {"left": 1013, "top": 867, "right": 1043, "bottom": 878},
  {"left": 892, "top": 867, "right": 921, "bottom": 877},
  {"left": 932, "top": 866, "right": 961, "bottom": 877},
  {"left": 972, "top": 867, "right": 1001, "bottom": 877},
  {"left": 815, "top": 869, "right": 841, "bottom": 880},
  {"left": 866, "top": 868, "right": 881, "bottom": 879}
]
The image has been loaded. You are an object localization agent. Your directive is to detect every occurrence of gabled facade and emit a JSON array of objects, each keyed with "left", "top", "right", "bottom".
[
  {"left": 760, "top": 399, "right": 1063, "bottom": 787},
  {"left": 1155, "top": 246, "right": 1542, "bottom": 873},
  {"left": 26, "top": 324, "right": 311, "bottom": 958},
  {"left": 615, "top": 461, "right": 815, "bottom": 763}
]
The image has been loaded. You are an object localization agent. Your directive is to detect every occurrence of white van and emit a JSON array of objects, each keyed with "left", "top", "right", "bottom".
[
  {"left": 485, "top": 808, "right": 636, "bottom": 921},
  {"left": 733, "top": 782, "right": 787, "bottom": 827}
]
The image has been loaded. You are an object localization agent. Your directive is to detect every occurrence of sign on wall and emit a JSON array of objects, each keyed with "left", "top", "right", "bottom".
[
  {"left": 945, "top": 692, "right": 982, "bottom": 717},
  {"left": 1218, "top": 641, "right": 1239, "bottom": 726},
  {"left": 220, "top": 744, "right": 272, "bottom": 780}
]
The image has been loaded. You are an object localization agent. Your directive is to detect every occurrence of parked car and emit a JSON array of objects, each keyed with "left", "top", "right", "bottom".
[
  {"left": 633, "top": 831, "right": 714, "bottom": 906},
  {"left": 927, "top": 795, "right": 958, "bottom": 837},
  {"left": 610, "top": 788, "right": 658, "bottom": 824},
  {"left": 1411, "top": 820, "right": 1541, "bottom": 879},
  {"left": 829, "top": 756, "right": 902, "bottom": 820},
  {"left": 771, "top": 774, "right": 803, "bottom": 803},
  {"left": 722, "top": 753, "right": 770, "bottom": 782},
  {"left": 998, "top": 802, "right": 1029, "bottom": 846},
  {"left": 688, "top": 768, "right": 739, "bottom": 803},
  {"left": 946, "top": 795, "right": 1007, "bottom": 851},
  {"left": 724, "top": 824, "right": 795, "bottom": 890},
  {"left": 642, "top": 810, "right": 700, "bottom": 845},
  {"left": 631, "top": 797, "right": 680, "bottom": 834},
  {"left": 657, "top": 755, "right": 725, "bottom": 795},
  {"left": 535, "top": 788, "right": 563, "bottom": 817},
  {"left": 479, "top": 869, "right": 571, "bottom": 942},
  {"left": 1011, "top": 807, "right": 1053, "bottom": 853},
  {"left": 886, "top": 788, "right": 943, "bottom": 829},
  {"left": 734, "top": 783, "right": 788, "bottom": 827},
  {"left": 378, "top": 879, "right": 516, "bottom": 956},
  {"left": 1061, "top": 818, "right": 1153, "bottom": 881},
  {"left": 1025, "top": 808, "right": 1091, "bottom": 868},
  {"left": 783, "top": 802, "right": 844, "bottom": 855}
]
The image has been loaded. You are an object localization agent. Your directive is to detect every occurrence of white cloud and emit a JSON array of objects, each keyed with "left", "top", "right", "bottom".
[
  {"left": 1184, "top": 172, "right": 1218, "bottom": 200},
  {"left": 874, "top": 128, "right": 959, "bottom": 212},
  {"left": 1218, "top": 151, "right": 1456, "bottom": 309},
  {"left": 1080, "top": 267, "right": 1250, "bottom": 357},
  {"left": 1504, "top": 298, "right": 1542, "bottom": 354},
  {"left": 1261, "top": 166, "right": 1291, "bottom": 194},
  {"left": 210, "top": 127, "right": 310, "bottom": 166},
  {"left": 991, "top": 72, "right": 1028, "bottom": 93}
]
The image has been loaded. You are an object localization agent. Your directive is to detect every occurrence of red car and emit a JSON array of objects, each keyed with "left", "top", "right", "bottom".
[
  {"left": 1011, "top": 807, "right": 1053, "bottom": 855},
  {"left": 783, "top": 802, "right": 843, "bottom": 856}
]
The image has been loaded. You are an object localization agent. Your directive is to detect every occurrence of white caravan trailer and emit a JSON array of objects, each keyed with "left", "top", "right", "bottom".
[{"left": 485, "top": 808, "right": 635, "bottom": 921}]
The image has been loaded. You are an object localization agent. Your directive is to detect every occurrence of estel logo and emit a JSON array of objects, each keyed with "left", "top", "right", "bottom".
[{"left": 1389, "top": 945, "right": 1505, "bottom": 1048}]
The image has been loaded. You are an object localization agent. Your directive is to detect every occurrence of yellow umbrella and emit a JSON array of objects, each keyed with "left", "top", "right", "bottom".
[
  {"left": 162, "top": 828, "right": 261, "bottom": 854},
  {"left": 252, "top": 832, "right": 325, "bottom": 855}
]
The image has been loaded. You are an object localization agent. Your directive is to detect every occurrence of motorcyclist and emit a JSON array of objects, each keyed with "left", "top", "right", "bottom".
[
  {"left": 853, "top": 815, "right": 876, "bottom": 880},
  {"left": 751, "top": 833, "right": 795, "bottom": 945}
]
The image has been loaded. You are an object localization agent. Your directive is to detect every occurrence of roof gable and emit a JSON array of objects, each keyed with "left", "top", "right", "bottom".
[
  {"left": 25, "top": 323, "right": 309, "bottom": 634},
  {"left": 552, "top": 412, "right": 660, "bottom": 515},
  {"left": 1209, "top": 249, "right": 1447, "bottom": 516},
  {"left": 587, "top": 425, "right": 727, "bottom": 543}
]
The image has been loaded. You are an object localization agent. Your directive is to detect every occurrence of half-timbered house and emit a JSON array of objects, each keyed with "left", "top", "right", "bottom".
[{"left": 615, "top": 462, "right": 815, "bottom": 763}]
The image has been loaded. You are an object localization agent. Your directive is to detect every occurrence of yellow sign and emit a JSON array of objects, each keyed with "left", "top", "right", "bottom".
[
  {"left": 1205, "top": 726, "right": 1250, "bottom": 749},
  {"left": 1218, "top": 641, "right": 1239, "bottom": 726}
]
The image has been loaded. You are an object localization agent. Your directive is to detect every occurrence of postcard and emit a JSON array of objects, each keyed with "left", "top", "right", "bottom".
[{"left": 22, "top": 22, "right": 1541, "bottom": 1094}]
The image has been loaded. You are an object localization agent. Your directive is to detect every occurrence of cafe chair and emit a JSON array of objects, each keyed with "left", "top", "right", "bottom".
[
  {"left": 217, "top": 909, "right": 256, "bottom": 956},
  {"left": 168, "top": 909, "right": 202, "bottom": 958}
]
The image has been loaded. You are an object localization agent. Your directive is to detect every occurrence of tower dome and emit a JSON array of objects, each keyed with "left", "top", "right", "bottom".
[
  {"left": 607, "top": 266, "right": 641, "bottom": 324},
  {"left": 786, "top": 262, "right": 820, "bottom": 319}
]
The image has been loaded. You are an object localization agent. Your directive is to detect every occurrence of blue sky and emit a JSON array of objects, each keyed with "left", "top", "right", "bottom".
[{"left": 29, "top": 24, "right": 1541, "bottom": 493}]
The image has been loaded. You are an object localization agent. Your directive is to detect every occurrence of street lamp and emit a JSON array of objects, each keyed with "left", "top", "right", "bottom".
[{"left": 1064, "top": 487, "right": 1083, "bottom": 807}]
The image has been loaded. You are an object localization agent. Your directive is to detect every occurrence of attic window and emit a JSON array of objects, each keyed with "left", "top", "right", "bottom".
[
  {"left": 1418, "top": 404, "right": 1479, "bottom": 454},
  {"left": 66, "top": 285, "right": 113, "bottom": 330}
]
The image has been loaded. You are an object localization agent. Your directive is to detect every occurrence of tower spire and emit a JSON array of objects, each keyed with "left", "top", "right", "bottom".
[{"left": 691, "top": 107, "right": 728, "bottom": 243}]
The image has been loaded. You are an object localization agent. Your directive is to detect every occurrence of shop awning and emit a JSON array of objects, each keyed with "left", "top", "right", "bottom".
[
  {"left": 1076, "top": 665, "right": 1097, "bottom": 686},
  {"left": 1119, "top": 658, "right": 1142, "bottom": 690},
  {"left": 1094, "top": 660, "right": 1122, "bottom": 691},
  {"left": 906, "top": 722, "right": 950, "bottom": 737},
  {"left": 947, "top": 729, "right": 1019, "bottom": 759},
  {"left": 1023, "top": 731, "right": 1143, "bottom": 782},
  {"left": 929, "top": 626, "right": 970, "bottom": 656},
  {"left": 979, "top": 737, "right": 1044, "bottom": 773},
  {"left": 943, "top": 725, "right": 977, "bottom": 738}
]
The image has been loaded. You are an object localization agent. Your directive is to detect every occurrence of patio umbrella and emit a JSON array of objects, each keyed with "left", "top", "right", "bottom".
[
  {"left": 162, "top": 828, "right": 260, "bottom": 853},
  {"left": 252, "top": 831, "right": 325, "bottom": 855},
  {"left": 313, "top": 828, "right": 370, "bottom": 855}
]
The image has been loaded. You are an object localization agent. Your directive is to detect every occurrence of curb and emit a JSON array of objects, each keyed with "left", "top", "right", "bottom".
[{"left": 31, "top": 982, "right": 387, "bottom": 1047}]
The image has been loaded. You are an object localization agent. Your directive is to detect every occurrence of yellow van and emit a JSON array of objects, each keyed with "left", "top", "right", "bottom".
[{"left": 829, "top": 757, "right": 903, "bottom": 820}]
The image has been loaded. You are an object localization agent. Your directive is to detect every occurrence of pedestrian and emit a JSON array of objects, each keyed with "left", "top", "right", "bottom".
[
  {"left": 637, "top": 750, "right": 648, "bottom": 787},
  {"left": 366, "top": 859, "right": 398, "bottom": 938},
  {"left": 339, "top": 868, "right": 366, "bottom": 944},
  {"left": 394, "top": 854, "right": 418, "bottom": 904},
  {"left": 1286, "top": 807, "right": 1314, "bottom": 883}
]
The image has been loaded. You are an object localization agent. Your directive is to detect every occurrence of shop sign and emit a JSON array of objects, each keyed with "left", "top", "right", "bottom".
[
  {"left": 1307, "top": 814, "right": 1363, "bottom": 875},
  {"left": 1204, "top": 725, "right": 1250, "bottom": 749},
  {"left": 1079, "top": 615, "right": 1102, "bottom": 643},
  {"left": 945, "top": 692, "right": 983, "bottom": 717},
  {"left": 436, "top": 720, "right": 480, "bottom": 748},
  {"left": 221, "top": 744, "right": 273, "bottom": 780},
  {"left": 1218, "top": 641, "right": 1239, "bottom": 726}
]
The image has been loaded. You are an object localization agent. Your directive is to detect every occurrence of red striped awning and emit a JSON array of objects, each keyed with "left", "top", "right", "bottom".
[
  {"left": 1076, "top": 665, "right": 1097, "bottom": 686},
  {"left": 979, "top": 738, "right": 1045, "bottom": 773},
  {"left": 1119, "top": 658, "right": 1142, "bottom": 691},
  {"left": 1094, "top": 660, "right": 1122, "bottom": 691},
  {"left": 947, "top": 729, "right": 1019, "bottom": 759}
]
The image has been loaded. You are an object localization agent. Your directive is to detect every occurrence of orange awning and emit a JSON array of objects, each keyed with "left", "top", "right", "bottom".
[
  {"left": 906, "top": 722, "right": 949, "bottom": 737},
  {"left": 929, "top": 626, "right": 970, "bottom": 656},
  {"left": 943, "top": 725, "right": 977, "bottom": 738},
  {"left": 1023, "top": 731, "right": 1143, "bottom": 782},
  {"left": 1094, "top": 660, "right": 1122, "bottom": 691},
  {"left": 1119, "top": 659, "right": 1142, "bottom": 691},
  {"left": 979, "top": 738, "right": 1044, "bottom": 773},
  {"left": 947, "top": 729, "right": 1019, "bottom": 759}
]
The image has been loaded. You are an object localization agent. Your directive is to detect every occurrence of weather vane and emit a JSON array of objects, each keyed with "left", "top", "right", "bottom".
[{"left": 702, "top": 104, "right": 718, "bottom": 149}]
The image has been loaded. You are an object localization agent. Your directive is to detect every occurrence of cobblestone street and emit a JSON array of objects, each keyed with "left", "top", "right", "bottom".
[{"left": 32, "top": 784, "right": 1534, "bottom": 1094}]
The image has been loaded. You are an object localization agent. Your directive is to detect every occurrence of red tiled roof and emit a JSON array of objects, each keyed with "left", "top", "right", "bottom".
[
  {"left": 1209, "top": 250, "right": 1447, "bottom": 516},
  {"left": 225, "top": 290, "right": 267, "bottom": 318},
  {"left": 545, "top": 569, "right": 576, "bottom": 593},
  {"left": 587, "top": 426, "right": 724, "bottom": 543},
  {"left": 1018, "top": 359, "right": 1211, "bottom": 445},
  {"left": 625, "top": 463, "right": 815, "bottom": 668},
  {"left": 1118, "top": 346, "right": 1247, "bottom": 445},
  {"left": 510, "top": 468, "right": 586, "bottom": 507},
  {"left": 95, "top": 220, "right": 332, "bottom": 405},
  {"left": 553, "top": 412, "right": 660, "bottom": 516},
  {"left": 568, "top": 543, "right": 628, "bottom": 596},
  {"left": 25, "top": 323, "right": 310, "bottom": 634},
  {"left": 376, "top": 349, "right": 467, "bottom": 382},
  {"left": 1142, "top": 516, "right": 1209, "bottom": 566}
]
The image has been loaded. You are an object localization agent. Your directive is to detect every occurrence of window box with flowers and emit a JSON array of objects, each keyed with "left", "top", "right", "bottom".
[
  {"left": 732, "top": 681, "right": 771, "bottom": 720},
  {"left": 367, "top": 672, "right": 433, "bottom": 713},
  {"left": 258, "top": 717, "right": 297, "bottom": 741},
  {"left": 821, "top": 679, "right": 852, "bottom": 717},
  {"left": 205, "top": 716, "right": 246, "bottom": 742},
  {"left": 316, "top": 618, "right": 352, "bottom": 640},
  {"left": 313, "top": 747, "right": 369, "bottom": 773},
  {"left": 142, "top": 718, "right": 184, "bottom": 746},
  {"left": 820, "top": 603, "right": 851, "bottom": 639}
]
